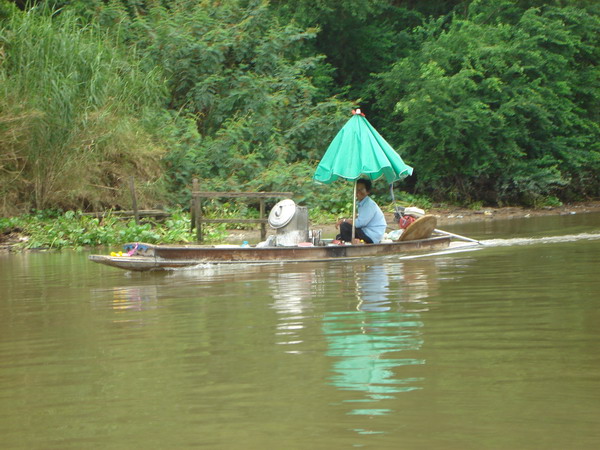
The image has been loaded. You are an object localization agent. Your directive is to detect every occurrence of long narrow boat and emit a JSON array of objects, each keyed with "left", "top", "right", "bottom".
[{"left": 89, "top": 235, "right": 454, "bottom": 271}]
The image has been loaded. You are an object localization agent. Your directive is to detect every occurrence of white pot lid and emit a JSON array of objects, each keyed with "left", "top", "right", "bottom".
[{"left": 268, "top": 199, "right": 296, "bottom": 228}]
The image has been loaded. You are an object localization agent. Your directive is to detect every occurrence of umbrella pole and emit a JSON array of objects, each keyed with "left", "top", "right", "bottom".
[{"left": 351, "top": 181, "right": 357, "bottom": 243}]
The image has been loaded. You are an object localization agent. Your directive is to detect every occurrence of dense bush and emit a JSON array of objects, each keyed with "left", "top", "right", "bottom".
[
  {"left": 107, "top": 0, "right": 354, "bottom": 204},
  {"left": 371, "top": 1, "right": 600, "bottom": 205},
  {"left": 0, "top": 2, "right": 169, "bottom": 214}
]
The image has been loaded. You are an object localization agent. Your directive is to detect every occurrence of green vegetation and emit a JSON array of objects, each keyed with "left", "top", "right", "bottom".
[
  {"left": 1, "top": 0, "right": 599, "bottom": 247},
  {"left": 371, "top": 1, "right": 600, "bottom": 206},
  {"left": 0, "top": 209, "right": 231, "bottom": 249},
  {"left": 0, "top": 2, "right": 169, "bottom": 214}
]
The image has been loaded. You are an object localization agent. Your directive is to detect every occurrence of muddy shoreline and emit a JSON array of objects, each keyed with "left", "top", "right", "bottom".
[
  {"left": 225, "top": 201, "right": 600, "bottom": 242},
  {"left": 422, "top": 201, "right": 600, "bottom": 225}
]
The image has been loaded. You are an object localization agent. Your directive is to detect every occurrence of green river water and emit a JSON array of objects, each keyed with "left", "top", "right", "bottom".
[{"left": 1, "top": 213, "right": 599, "bottom": 449}]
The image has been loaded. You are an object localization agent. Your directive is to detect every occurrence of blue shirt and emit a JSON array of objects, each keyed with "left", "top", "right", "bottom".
[{"left": 354, "top": 196, "right": 387, "bottom": 243}]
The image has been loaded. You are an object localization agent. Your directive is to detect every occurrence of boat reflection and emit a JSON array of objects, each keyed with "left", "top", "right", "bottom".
[
  {"left": 355, "top": 264, "right": 391, "bottom": 312},
  {"left": 269, "top": 264, "right": 326, "bottom": 353},
  {"left": 88, "top": 284, "right": 161, "bottom": 326},
  {"left": 323, "top": 261, "right": 439, "bottom": 416},
  {"left": 110, "top": 286, "right": 159, "bottom": 311}
]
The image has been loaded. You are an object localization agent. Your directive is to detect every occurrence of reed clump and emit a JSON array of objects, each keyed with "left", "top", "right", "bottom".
[{"left": 0, "top": 5, "right": 168, "bottom": 215}]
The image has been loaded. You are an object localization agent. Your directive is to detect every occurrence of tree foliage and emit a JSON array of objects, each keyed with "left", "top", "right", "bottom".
[
  {"left": 1, "top": 0, "right": 599, "bottom": 215},
  {"left": 372, "top": 1, "right": 600, "bottom": 204},
  {"left": 90, "top": 0, "right": 355, "bottom": 204}
]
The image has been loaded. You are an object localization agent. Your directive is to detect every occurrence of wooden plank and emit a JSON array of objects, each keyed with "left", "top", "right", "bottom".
[
  {"left": 201, "top": 218, "right": 268, "bottom": 224},
  {"left": 191, "top": 192, "right": 292, "bottom": 198},
  {"left": 191, "top": 178, "right": 198, "bottom": 232},
  {"left": 190, "top": 189, "right": 293, "bottom": 243},
  {"left": 129, "top": 176, "right": 139, "bottom": 225},
  {"left": 260, "top": 198, "right": 266, "bottom": 240},
  {"left": 193, "top": 178, "right": 202, "bottom": 242},
  {"left": 82, "top": 210, "right": 170, "bottom": 219}
]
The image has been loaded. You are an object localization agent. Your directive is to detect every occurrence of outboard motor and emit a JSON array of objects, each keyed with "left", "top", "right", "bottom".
[{"left": 268, "top": 199, "right": 309, "bottom": 246}]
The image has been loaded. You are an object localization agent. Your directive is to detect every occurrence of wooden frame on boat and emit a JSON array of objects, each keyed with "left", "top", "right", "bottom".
[{"left": 190, "top": 182, "right": 292, "bottom": 242}]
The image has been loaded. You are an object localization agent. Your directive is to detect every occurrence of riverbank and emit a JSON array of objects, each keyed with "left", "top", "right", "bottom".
[
  {"left": 224, "top": 201, "right": 600, "bottom": 242},
  {"left": 425, "top": 201, "right": 600, "bottom": 225},
  {"left": 2, "top": 201, "right": 599, "bottom": 250}
]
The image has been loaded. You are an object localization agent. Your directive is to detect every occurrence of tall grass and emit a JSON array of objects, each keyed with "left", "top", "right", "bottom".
[{"left": 0, "top": 5, "right": 168, "bottom": 215}]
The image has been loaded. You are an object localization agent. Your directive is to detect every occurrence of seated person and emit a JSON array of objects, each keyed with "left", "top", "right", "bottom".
[{"left": 335, "top": 178, "right": 387, "bottom": 244}]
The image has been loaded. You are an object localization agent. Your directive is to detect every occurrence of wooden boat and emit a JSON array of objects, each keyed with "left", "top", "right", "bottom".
[
  {"left": 89, "top": 214, "right": 481, "bottom": 271},
  {"left": 89, "top": 235, "right": 454, "bottom": 271}
]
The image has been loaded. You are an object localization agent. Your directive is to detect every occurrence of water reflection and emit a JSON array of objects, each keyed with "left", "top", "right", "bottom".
[
  {"left": 269, "top": 265, "right": 324, "bottom": 353},
  {"left": 356, "top": 264, "right": 390, "bottom": 312},
  {"left": 87, "top": 259, "right": 439, "bottom": 416},
  {"left": 395, "top": 258, "right": 440, "bottom": 306},
  {"left": 109, "top": 286, "right": 159, "bottom": 312},
  {"left": 323, "top": 261, "right": 439, "bottom": 417},
  {"left": 89, "top": 285, "right": 161, "bottom": 326}
]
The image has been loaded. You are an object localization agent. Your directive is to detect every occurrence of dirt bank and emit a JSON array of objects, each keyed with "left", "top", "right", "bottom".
[
  {"left": 425, "top": 201, "right": 600, "bottom": 226},
  {"left": 225, "top": 201, "right": 600, "bottom": 242}
]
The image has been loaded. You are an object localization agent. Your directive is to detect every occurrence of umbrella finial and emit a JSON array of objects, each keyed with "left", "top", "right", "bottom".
[{"left": 352, "top": 108, "right": 365, "bottom": 117}]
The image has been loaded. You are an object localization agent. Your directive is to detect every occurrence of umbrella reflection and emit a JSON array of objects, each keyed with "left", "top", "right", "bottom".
[{"left": 323, "top": 263, "right": 431, "bottom": 416}]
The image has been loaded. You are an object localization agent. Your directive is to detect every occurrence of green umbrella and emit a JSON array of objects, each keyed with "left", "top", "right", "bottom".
[
  {"left": 313, "top": 110, "right": 413, "bottom": 242},
  {"left": 314, "top": 110, "right": 413, "bottom": 184}
]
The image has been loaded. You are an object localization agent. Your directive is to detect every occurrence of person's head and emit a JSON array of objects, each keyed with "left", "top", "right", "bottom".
[{"left": 356, "top": 178, "right": 372, "bottom": 201}]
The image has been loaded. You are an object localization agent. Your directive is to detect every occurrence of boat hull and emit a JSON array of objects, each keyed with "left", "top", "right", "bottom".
[{"left": 89, "top": 236, "right": 452, "bottom": 271}]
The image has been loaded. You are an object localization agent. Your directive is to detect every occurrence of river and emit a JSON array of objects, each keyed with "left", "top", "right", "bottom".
[{"left": 1, "top": 213, "right": 599, "bottom": 449}]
